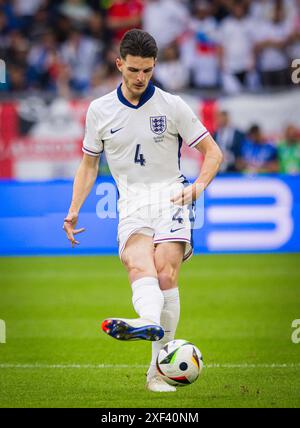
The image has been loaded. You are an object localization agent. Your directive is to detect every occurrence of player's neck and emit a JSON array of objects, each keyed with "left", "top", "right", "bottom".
[{"left": 121, "top": 83, "right": 142, "bottom": 106}]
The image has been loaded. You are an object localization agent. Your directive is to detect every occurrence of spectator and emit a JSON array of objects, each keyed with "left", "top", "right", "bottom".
[
  {"left": 278, "top": 124, "right": 300, "bottom": 174},
  {"left": 218, "top": 0, "right": 256, "bottom": 93},
  {"left": 30, "top": 97, "right": 82, "bottom": 139},
  {"left": 5, "top": 63, "right": 28, "bottom": 92},
  {"left": 0, "top": 0, "right": 18, "bottom": 34},
  {"left": 54, "top": 14, "right": 73, "bottom": 44},
  {"left": 181, "top": 0, "right": 220, "bottom": 89},
  {"left": 13, "top": 0, "right": 45, "bottom": 34},
  {"left": 27, "top": 30, "right": 60, "bottom": 90},
  {"left": 154, "top": 41, "right": 190, "bottom": 91},
  {"left": 250, "top": 0, "right": 297, "bottom": 24},
  {"left": 59, "top": 27, "right": 102, "bottom": 92},
  {"left": 286, "top": 0, "right": 300, "bottom": 62},
  {"left": 13, "top": 0, "right": 45, "bottom": 16},
  {"left": 0, "top": 0, "right": 297, "bottom": 95},
  {"left": 88, "top": 42, "right": 121, "bottom": 97},
  {"left": 55, "top": 62, "right": 73, "bottom": 98},
  {"left": 89, "top": 63, "right": 121, "bottom": 98},
  {"left": 143, "top": 0, "right": 190, "bottom": 49},
  {"left": 213, "top": 110, "right": 245, "bottom": 172},
  {"left": 106, "top": 0, "right": 144, "bottom": 43},
  {"left": 254, "top": 1, "right": 292, "bottom": 88},
  {"left": 59, "top": 0, "right": 93, "bottom": 28},
  {"left": 249, "top": 0, "right": 275, "bottom": 22},
  {"left": 5, "top": 29, "right": 29, "bottom": 67},
  {"left": 86, "top": 11, "right": 106, "bottom": 43},
  {"left": 0, "top": 10, "right": 9, "bottom": 57},
  {"left": 212, "top": 0, "right": 231, "bottom": 22},
  {"left": 237, "top": 124, "right": 278, "bottom": 173},
  {"left": 27, "top": 2, "right": 54, "bottom": 40}
]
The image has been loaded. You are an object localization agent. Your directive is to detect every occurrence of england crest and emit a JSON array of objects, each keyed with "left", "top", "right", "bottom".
[{"left": 150, "top": 116, "right": 167, "bottom": 135}]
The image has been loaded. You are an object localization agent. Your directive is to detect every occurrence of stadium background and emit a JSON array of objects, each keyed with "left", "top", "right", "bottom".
[{"left": 0, "top": 0, "right": 300, "bottom": 409}]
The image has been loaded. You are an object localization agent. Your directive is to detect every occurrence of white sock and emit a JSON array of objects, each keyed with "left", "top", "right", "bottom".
[
  {"left": 147, "top": 287, "right": 180, "bottom": 380},
  {"left": 131, "top": 277, "right": 164, "bottom": 325}
]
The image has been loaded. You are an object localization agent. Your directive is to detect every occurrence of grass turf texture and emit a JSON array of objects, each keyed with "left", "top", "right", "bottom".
[{"left": 0, "top": 254, "right": 299, "bottom": 408}]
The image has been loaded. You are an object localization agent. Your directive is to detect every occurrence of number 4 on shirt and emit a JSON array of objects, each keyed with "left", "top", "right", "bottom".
[{"left": 134, "top": 144, "right": 146, "bottom": 166}]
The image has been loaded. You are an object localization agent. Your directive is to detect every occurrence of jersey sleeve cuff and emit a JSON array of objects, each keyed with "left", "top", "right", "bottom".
[
  {"left": 188, "top": 131, "right": 210, "bottom": 148},
  {"left": 82, "top": 146, "right": 103, "bottom": 157}
]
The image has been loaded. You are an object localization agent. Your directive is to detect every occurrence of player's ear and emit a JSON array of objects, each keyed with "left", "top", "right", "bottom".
[{"left": 116, "top": 57, "right": 123, "bottom": 72}]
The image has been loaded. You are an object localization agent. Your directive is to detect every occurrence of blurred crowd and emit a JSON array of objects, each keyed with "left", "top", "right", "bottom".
[
  {"left": 214, "top": 111, "right": 300, "bottom": 174},
  {"left": 0, "top": 0, "right": 300, "bottom": 96}
]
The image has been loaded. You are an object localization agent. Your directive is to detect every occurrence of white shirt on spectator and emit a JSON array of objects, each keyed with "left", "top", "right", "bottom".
[
  {"left": 154, "top": 59, "right": 190, "bottom": 91},
  {"left": 218, "top": 16, "right": 255, "bottom": 74},
  {"left": 183, "top": 16, "right": 219, "bottom": 87},
  {"left": 143, "top": 0, "right": 190, "bottom": 48},
  {"left": 254, "top": 19, "right": 291, "bottom": 71},
  {"left": 60, "top": 36, "right": 100, "bottom": 85},
  {"left": 250, "top": 0, "right": 275, "bottom": 21},
  {"left": 250, "top": 0, "right": 297, "bottom": 24},
  {"left": 13, "top": 0, "right": 44, "bottom": 16}
]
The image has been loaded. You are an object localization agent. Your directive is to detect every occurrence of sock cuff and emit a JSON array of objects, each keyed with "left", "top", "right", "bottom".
[
  {"left": 162, "top": 287, "right": 179, "bottom": 301},
  {"left": 131, "top": 276, "right": 159, "bottom": 292}
]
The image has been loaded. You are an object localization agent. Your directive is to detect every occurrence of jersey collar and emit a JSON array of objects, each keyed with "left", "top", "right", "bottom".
[{"left": 117, "top": 82, "right": 155, "bottom": 109}]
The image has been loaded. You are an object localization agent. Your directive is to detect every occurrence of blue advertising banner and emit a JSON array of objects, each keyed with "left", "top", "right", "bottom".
[{"left": 0, "top": 175, "right": 299, "bottom": 256}]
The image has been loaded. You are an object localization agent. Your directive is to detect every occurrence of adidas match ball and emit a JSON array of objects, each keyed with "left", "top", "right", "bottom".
[{"left": 156, "top": 339, "right": 204, "bottom": 386}]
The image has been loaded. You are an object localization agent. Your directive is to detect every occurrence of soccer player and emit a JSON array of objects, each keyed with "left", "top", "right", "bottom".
[{"left": 63, "top": 29, "right": 223, "bottom": 392}]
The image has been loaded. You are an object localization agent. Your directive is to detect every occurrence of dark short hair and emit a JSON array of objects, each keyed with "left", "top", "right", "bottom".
[
  {"left": 120, "top": 29, "right": 158, "bottom": 60},
  {"left": 248, "top": 124, "right": 261, "bottom": 135}
]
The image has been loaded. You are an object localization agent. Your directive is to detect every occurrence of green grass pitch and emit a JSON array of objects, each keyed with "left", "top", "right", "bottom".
[{"left": 0, "top": 254, "right": 299, "bottom": 408}]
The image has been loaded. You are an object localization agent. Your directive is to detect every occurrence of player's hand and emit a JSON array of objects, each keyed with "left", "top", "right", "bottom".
[
  {"left": 171, "top": 182, "right": 204, "bottom": 206},
  {"left": 63, "top": 212, "right": 85, "bottom": 248}
]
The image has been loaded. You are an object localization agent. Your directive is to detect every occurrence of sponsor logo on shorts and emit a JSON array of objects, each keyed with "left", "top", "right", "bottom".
[{"left": 170, "top": 227, "right": 185, "bottom": 233}]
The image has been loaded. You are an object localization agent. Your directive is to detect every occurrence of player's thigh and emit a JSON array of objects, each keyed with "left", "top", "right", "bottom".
[
  {"left": 154, "top": 242, "right": 185, "bottom": 290},
  {"left": 121, "top": 233, "right": 157, "bottom": 278}
]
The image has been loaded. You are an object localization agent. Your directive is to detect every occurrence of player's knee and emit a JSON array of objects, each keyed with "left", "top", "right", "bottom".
[
  {"left": 129, "top": 266, "right": 157, "bottom": 281},
  {"left": 122, "top": 251, "right": 157, "bottom": 279},
  {"left": 157, "top": 265, "right": 177, "bottom": 290}
]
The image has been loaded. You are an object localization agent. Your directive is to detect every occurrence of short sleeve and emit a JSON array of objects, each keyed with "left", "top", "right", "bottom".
[
  {"left": 175, "top": 96, "right": 209, "bottom": 149},
  {"left": 82, "top": 103, "right": 103, "bottom": 157}
]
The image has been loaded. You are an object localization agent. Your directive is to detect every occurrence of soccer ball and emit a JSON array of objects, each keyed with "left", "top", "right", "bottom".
[{"left": 156, "top": 339, "right": 204, "bottom": 386}]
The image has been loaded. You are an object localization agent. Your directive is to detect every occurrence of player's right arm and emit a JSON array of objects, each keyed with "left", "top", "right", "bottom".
[
  {"left": 64, "top": 102, "right": 103, "bottom": 247},
  {"left": 64, "top": 153, "right": 99, "bottom": 247}
]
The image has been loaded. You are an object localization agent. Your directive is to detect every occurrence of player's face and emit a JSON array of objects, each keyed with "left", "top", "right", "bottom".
[{"left": 116, "top": 55, "right": 156, "bottom": 99}]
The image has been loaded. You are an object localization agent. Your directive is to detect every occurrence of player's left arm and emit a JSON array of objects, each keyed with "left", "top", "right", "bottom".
[{"left": 171, "top": 134, "right": 223, "bottom": 205}]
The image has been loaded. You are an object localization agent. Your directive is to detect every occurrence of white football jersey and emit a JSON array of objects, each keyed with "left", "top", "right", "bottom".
[{"left": 83, "top": 83, "right": 209, "bottom": 212}]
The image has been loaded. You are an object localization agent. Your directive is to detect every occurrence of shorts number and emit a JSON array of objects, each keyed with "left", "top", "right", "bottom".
[
  {"left": 172, "top": 208, "right": 183, "bottom": 224},
  {"left": 134, "top": 144, "right": 146, "bottom": 166}
]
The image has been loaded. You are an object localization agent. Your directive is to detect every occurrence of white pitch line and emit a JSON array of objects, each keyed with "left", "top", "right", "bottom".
[
  {"left": 207, "top": 363, "right": 300, "bottom": 369},
  {"left": 0, "top": 364, "right": 147, "bottom": 369},
  {"left": 0, "top": 363, "right": 300, "bottom": 369}
]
